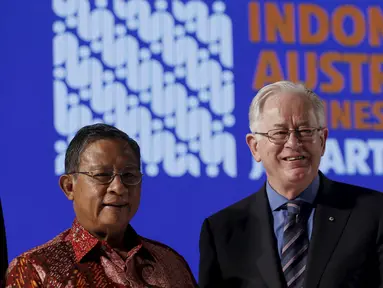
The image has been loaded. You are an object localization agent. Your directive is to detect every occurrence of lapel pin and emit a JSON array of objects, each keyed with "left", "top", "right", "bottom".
[{"left": 329, "top": 216, "right": 335, "bottom": 222}]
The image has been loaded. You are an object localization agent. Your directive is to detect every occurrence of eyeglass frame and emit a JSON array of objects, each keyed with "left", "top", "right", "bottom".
[
  {"left": 67, "top": 170, "right": 143, "bottom": 186},
  {"left": 252, "top": 127, "right": 325, "bottom": 144}
]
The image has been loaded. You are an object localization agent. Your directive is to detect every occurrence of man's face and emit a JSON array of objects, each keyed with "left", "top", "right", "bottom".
[
  {"left": 247, "top": 93, "right": 328, "bottom": 192},
  {"left": 64, "top": 138, "right": 141, "bottom": 236}
]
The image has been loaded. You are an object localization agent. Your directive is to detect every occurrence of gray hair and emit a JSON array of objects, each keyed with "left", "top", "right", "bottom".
[{"left": 249, "top": 81, "right": 325, "bottom": 132}]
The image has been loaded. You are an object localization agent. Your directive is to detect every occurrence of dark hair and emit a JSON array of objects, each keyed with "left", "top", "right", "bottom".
[{"left": 65, "top": 123, "right": 141, "bottom": 173}]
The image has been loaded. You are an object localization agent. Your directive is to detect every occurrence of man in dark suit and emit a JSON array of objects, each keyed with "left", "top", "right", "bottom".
[
  {"left": 0, "top": 199, "right": 7, "bottom": 287},
  {"left": 199, "top": 81, "right": 383, "bottom": 288}
]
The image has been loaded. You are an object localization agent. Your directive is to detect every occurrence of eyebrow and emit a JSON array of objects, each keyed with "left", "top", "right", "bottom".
[
  {"left": 86, "top": 165, "right": 139, "bottom": 171},
  {"left": 273, "top": 121, "right": 311, "bottom": 128},
  {"left": 86, "top": 165, "right": 106, "bottom": 170},
  {"left": 273, "top": 123, "right": 287, "bottom": 128}
]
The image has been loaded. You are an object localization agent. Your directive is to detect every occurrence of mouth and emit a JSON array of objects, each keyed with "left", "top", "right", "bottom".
[
  {"left": 103, "top": 203, "right": 128, "bottom": 208},
  {"left": 283, "top": 156, "right": 306, "bottom": 161}
]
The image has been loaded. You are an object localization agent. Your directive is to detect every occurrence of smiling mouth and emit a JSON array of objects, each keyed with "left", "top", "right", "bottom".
[
  {"left": 283, "top": 156, "right": 306, "bottom": 161},
  {"left": 103, "top": 204, "right": 128, "bottom": 208}
]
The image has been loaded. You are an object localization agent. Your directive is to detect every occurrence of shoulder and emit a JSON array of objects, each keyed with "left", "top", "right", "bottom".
[
  {"left": 8, "top": 229, "right": 74, "bottom": 272},
  {"left": 204, "top": 188, "right": 263, "bottom": 231},
  {"left": 14, "top": 229, "right": 72, "bottom": 264},
  {"left": 321, "top": 176, "right": 383, "bottom": 218},
  {"left": 7, "top": 229, "right": 73, "bottom": 285},
  {"left": 325, "top": 177, "right": 383, "bottom": 203}
]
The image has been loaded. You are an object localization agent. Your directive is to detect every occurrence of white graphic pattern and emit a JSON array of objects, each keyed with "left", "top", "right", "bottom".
[{"left": 52, "top": 0, "right": 236, "bottom": 177}]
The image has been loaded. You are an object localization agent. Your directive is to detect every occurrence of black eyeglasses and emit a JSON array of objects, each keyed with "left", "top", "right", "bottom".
[
  {"left": 68, "top": 170, "right": 143, "bottom": 186},
  {"left": 253, "top": 127, "right": 324, "bottom": 144}
]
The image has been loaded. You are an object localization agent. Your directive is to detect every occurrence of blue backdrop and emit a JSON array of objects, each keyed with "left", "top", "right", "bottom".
[{"left": 1, "top": 0, "right": 383, "bottom": 277}]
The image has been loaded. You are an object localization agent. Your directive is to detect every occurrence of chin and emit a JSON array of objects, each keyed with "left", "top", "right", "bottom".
[
  {"left": 102, "top": 219, "right": 124, "bottom": 225},
  {"left": 100, "top": 217, "right": 130, "bottom": 228},
  {"left": 285, "top": 169, "right": 312, "bottom": 183}
]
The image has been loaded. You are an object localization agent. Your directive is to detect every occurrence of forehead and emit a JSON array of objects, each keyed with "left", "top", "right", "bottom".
[
  {"left": 260, "top": 93, "right": 317, "bottom": 127},
  {"left": 79, "top": 138, "right": 138, "bottom": 169}
]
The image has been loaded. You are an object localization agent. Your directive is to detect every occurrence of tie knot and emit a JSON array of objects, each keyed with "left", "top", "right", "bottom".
[{"left": 286, "top": 200, "right": 306, "bottom": 215}]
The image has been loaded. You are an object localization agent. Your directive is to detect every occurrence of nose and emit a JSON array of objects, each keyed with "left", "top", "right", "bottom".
[
  {"left": 285, "top": 131, "right": 302, "bottom": 148},
  {"left": 107, "top": 174, "right": 127, "bottom": 195}
]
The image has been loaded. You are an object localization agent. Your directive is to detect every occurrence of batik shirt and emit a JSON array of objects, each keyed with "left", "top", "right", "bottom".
[{"left": 5, "top": 219, "right": 197, "bottom": 288}]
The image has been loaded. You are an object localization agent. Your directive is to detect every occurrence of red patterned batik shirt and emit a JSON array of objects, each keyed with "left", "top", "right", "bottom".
[{"left": 5, "top": 219, "right": 197, "bottom": 288}]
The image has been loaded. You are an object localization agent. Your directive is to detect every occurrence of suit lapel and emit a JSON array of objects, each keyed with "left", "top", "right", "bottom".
[
  {"left": 304, "top": 174, "right": 353, "bottom": 288},
  {"left": 248, "top": 187, "right": 285, "bottom": 288}
]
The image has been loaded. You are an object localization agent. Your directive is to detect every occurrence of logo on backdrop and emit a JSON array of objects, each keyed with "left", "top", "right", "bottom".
[{"left": 52, "top": 0, "right": 236, "bottom": 178}]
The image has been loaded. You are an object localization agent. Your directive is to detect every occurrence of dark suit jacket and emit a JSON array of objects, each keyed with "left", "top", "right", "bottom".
[
  {"left": 0, "top": 199, "right": 7, "bottom": 287},
  {"left": 199, "top": 173, "right": 383, "bottom": 288}
]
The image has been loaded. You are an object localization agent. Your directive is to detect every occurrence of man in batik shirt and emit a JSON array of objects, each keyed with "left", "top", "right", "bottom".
[{"left": 6, "top": 124, "right": 197, "bottom": 288}]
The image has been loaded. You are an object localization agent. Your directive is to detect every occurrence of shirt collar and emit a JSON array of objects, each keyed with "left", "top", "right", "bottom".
[
  {"left": 266, "top": 174, "right": 320, "bottom": 211},
  {"left": 67, "top": 219, "right": 142, "bottom": 262}
]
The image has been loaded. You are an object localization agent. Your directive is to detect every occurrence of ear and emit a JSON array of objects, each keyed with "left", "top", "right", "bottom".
[
  {"left": 246, "top": 133, "right": 262, "bottom": 162},
  {"left": 59, "top": 174, "right": 75, "bottom": 201},
  {"left": 320, "top": 128, "right": 329, "bottom": 156}
]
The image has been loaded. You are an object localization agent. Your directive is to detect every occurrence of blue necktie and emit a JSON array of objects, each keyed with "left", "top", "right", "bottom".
[{"left": 281, "top": 200, "right": 310, "bottom": 288}]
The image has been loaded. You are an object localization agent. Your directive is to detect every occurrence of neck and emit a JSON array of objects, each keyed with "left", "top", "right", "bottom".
[
  {"left": 267, "top": 177, "right": 315, "bottom": 200},
  {"left": 76, "top": 218, "right": 133, "bottom": 251},
  {"left": 91, "top": 226, "right": 129, "bottom": 251},
  {"left": 103, "top": 233, "right": 126, "bottom": 250}
]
